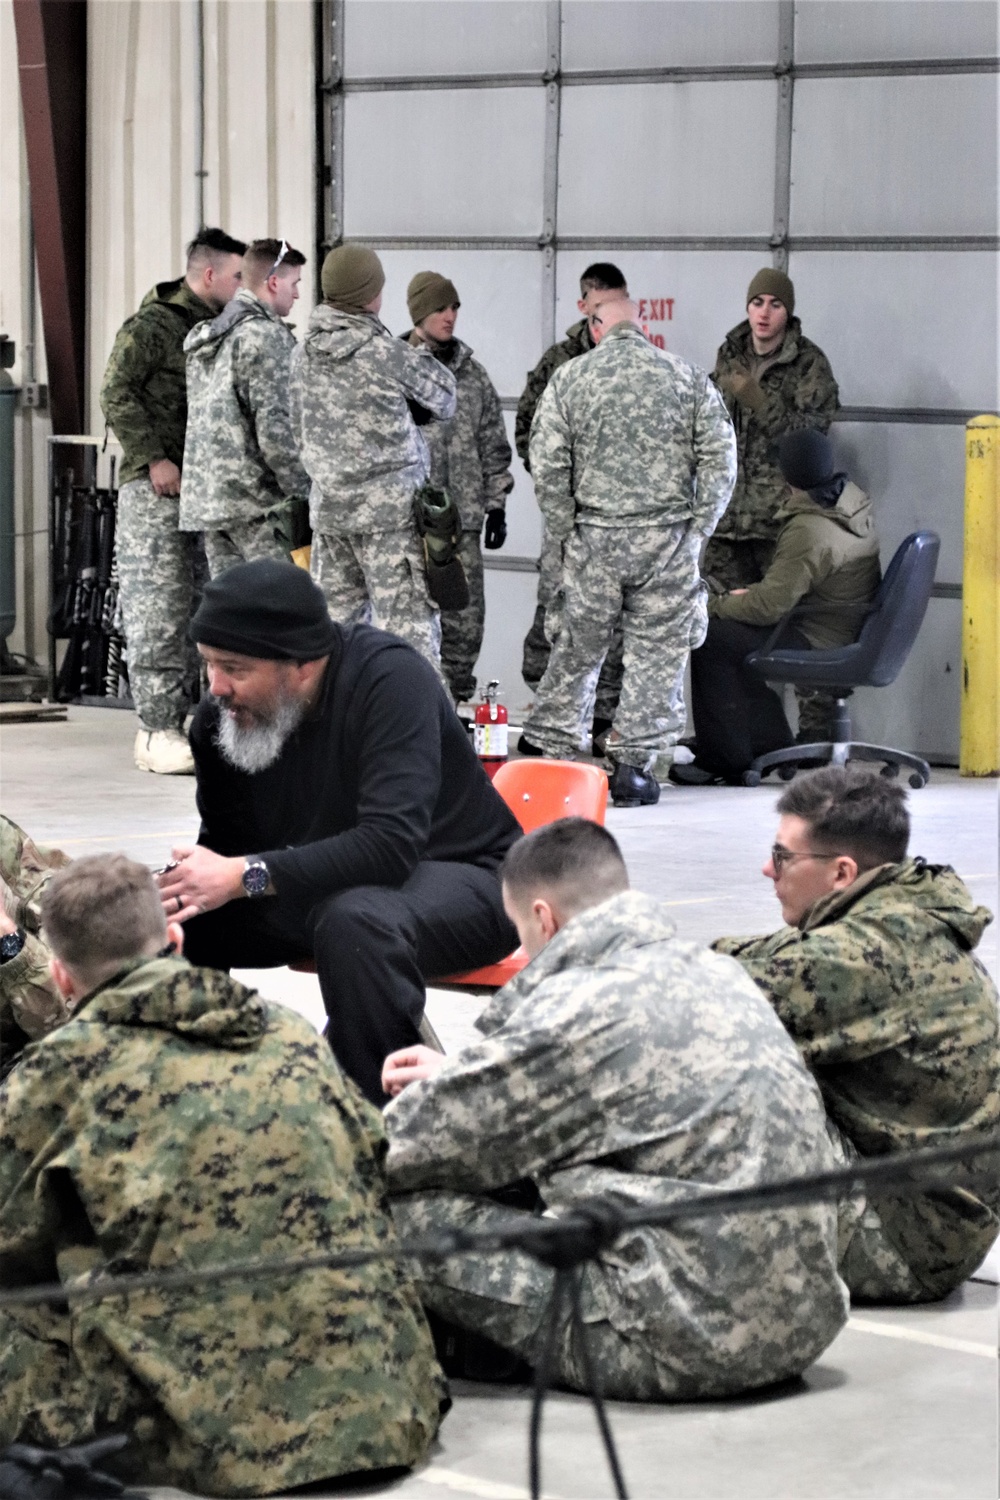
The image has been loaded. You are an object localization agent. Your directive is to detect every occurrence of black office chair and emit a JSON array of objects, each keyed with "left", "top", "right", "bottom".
[{"left": 741, "top": 530, "right": 941, "bottom": 789}]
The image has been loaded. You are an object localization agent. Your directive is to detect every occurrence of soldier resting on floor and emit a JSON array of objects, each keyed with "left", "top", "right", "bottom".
[
  {"left": 714, "top": 764, "right": 1000, "bottom": 1303},
  {"left": 0, "top": 854, "right": 446, "bottom": 1498},
  {"left": 0, "top": 814, "right": 72, "bottom": 1078},
  {"left": 382, "top": 818, "right": 849, "bottom": 1400}
]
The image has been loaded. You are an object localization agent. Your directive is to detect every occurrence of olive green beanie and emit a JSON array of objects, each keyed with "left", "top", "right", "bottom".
[
  {"left": 408, "top": 271, "right": 460, "bottom": 327},
  {"left": 320, "top": 243, "right": 385, "bottom": 312},
  {"left": 746, "top": 268, "right": 795, "bottom": 317}
]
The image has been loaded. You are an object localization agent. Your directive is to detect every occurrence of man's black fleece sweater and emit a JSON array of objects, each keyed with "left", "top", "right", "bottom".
[{"left": 190, "top": 624, "right": 522, "bottom": 911}]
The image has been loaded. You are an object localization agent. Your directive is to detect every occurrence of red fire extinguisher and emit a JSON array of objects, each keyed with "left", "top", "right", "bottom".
[{"left": 474, "top": 679, "right": 508, "bottom": 780}]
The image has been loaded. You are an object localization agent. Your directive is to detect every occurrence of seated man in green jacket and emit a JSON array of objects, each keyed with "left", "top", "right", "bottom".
[
  {"left": 0, "top": 854, "right": 445, "bottom": 1498},
  {"left": 673, "top": 429, "right": 880, "bottom": 786},
  {"left": 715, "top": 765, "right": 1000, "bottom": 1304}
]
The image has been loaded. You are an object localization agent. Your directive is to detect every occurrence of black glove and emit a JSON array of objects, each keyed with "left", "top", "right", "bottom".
[
  {"left": 0, "top": 1435, "right": 142, "bottom": 1499},
  {"left": 483, "top": 511, "right": 507, "bottom": 550}
]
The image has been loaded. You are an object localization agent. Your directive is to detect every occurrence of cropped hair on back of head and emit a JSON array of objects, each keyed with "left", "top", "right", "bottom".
[
  {"left": 41, "top": 854, "right": 168, "bottom": 985},
  {"left": 501, "top": 817, "right": 629, "bottom": 917},
  {"left": 186, "top": 226, "right": 248, "bottom": 270},
  {"left": 243, "top": 238, "right": 307, "bottom": 290},
  {"left": 776, "top": 765, "right": 910, "bottom": 872},
  {"left": 580, "top": 262, "right": 626, "bottom": 293}
]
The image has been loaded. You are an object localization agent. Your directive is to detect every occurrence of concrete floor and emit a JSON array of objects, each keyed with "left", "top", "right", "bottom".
[{"left": 3, "top": 706, "right": 998, "bottom": 1500}]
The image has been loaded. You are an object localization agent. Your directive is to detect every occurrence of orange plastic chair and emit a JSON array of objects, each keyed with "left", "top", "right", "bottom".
[{"left": 433, "top": 758, "right": 608, "bottom": 989}]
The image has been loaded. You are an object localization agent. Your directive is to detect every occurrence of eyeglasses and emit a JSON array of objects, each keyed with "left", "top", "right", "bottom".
[
  {"left": 265, "top": 238, "right": 289, "bottom": 279},
  {"left": 770, "top": 846, "right": 839, "bottom": 874}
]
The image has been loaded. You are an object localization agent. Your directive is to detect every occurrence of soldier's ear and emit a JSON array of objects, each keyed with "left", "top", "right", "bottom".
[{"left": 50, "top": 954, "right": 78, "bottom": 1002}]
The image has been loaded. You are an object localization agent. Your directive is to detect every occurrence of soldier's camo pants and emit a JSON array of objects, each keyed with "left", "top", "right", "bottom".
[
  {"left": 522, "top": 524, "right": 623, "bottom": 722},
  {"left": 441, "top": 529, "right": 485, "bottom": 703},
  {"left": 312, "top": 526, "right": 444, "bottom": 682},
  {"left": 116, "top": 479, "right": 206, "bottom": 731},
  {"left": 523, "top": 522, "right": 706, "bottom": 772},
  {"left": 201, "top": 512, "right": 293, "bottom": 577}
]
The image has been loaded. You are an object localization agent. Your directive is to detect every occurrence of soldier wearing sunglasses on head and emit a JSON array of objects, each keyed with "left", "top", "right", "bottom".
[{"left": 714, "top": 764, "right": 1000, "bottom": 1305}]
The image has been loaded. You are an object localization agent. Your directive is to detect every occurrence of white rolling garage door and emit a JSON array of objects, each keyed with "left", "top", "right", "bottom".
[{"left": 320, "top": 0, "right": 997, "bottom": 758}]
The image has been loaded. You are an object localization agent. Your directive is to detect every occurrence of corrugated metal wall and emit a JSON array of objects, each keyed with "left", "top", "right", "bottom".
[{"left": 323, "top": 0, "right": 999, "bottom": 758}]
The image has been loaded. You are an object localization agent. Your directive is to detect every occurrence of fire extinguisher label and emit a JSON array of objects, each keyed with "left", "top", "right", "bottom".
[{"left": 474, "top": 723, "right": 508, "bottom": 758}]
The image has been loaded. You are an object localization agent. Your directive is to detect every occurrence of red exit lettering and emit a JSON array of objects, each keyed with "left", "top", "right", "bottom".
[{"left": 636, "top": 298, "right": 675, "bottom": 322}]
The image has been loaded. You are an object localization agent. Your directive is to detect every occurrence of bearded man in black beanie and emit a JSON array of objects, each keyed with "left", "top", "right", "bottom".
[
  {"left": 672, "top": 430, "right": 881, "bottom": 785},
  {"left": 156, "top": 559, "right": 521, "bottom": 1103}
]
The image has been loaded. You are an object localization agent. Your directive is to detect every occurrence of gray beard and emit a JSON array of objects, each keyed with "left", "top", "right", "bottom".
[{"left": 214, "top": 693, "right": 308, "bottom": 774}]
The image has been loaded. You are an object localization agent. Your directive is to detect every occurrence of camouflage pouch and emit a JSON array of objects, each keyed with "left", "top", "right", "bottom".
[{"left": 413, "top": 485, "right": 470, "bottom": 612}]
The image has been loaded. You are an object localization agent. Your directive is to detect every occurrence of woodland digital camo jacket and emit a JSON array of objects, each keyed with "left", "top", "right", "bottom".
[{"left": 0, "top": 956, "right": 445, "bottom": 1495}]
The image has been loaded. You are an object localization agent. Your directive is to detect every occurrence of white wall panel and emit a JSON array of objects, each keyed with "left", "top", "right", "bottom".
[
  {"left": 344, "top": 0, "right": 548, "bottom": 77},
  {"left": 795, "top": 1, "right": 998, "bottom": 63},
  {"left": 375, "top": 249, "right": 543, "bottom": 398},
  {"left": 558, "top": 82, "right": 777, "bottom": 237},
  {"left": 831, "top": 422, "right": 966, "bottom": 583},
  {"left": 788, "top": 252, "right": 999, "bottom": 411},
  {"left": 501, "top": 412, "right": 542, "bottom": 559},
  {"left": 562, "top": 1, "right": 781, "bottom": 71},
  {"left": 791, "top": 75, "right": 998, "bottom": 236},
  {"left": 478, "top": 569, "right": 539, "bottom": 713},
  {"left": 343, "top": 89, "right": 545, "bottom": 237},
  {"left": 556, "top": 250, "right": 770, "bottom": 374},
  {"left": 850, "top": 598, "right": 962, "bottom": 764}
]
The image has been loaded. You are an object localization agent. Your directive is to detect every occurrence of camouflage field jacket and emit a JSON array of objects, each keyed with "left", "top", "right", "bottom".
[
  {"left": 514, "top": 317, "right": 594, "bottom": 469},
  {"left": 0, "top": 815, "right": 71, "bottom": 1074},
  {"left": 715, "top": 860, "right": 1000, "bottom": 1295}
]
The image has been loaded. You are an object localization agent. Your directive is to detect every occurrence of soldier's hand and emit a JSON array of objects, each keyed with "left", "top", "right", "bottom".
[
  {"left": 156, "top": 845, "right": 246, "bottom": 920},
  {"left": 148, "top": 458, "right": 181, "bottom": 497},
  {"left": 483, "top": 511, "right": 507, "bottom": 550},
  {"left": 382, "top": 1044, "right": 446, "bottom": 1097},
  {"left": 0, "top": 1435, "right": 143, "bottom": 1497},
  {"left": 723, "top": 371, "right": 766, "bottom": 412}
]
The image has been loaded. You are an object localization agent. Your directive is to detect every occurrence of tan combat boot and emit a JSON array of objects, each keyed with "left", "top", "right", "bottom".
[{"left": 134, "top": 727, "right": 194, "bottom": 775}]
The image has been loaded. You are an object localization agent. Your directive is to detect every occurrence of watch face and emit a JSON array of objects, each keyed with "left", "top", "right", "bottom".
[
  {"left": 242, "top": 862, "right": 270, "bottom": 897},
  {"left": 0, "top": 929, "right": 25, "bottom": 961}
]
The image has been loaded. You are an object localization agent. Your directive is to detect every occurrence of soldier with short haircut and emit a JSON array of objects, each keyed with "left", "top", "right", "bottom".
[
  {"left": 516, "top": 262, "right": 629, "bottom": 736},
  {"left": 291, "top": 244, "right": 457, "bottom": 675},
  {"left": 520, "top": 300, "right": 737, "bottom": 808},
  {"left": 0, "top": 853, "right": 446, "bottom": 1497},
  {"left": 715, "top": 765, "right": 1000, "bottom": 1303},
  {"left": 383, "top": 818, "right": 848, "bottom": 1401},
  {"left": 100, "top": 226, "right": 247, "bottom": 776},
  {"left": 181, "top": 237, "right": 311, "bottom": 576},
  {"left": 403, "top": 271, "right": 513, "bottom": 703},
  {"left": 0, "top": 816, "right": 71, "bottom": 1076}
]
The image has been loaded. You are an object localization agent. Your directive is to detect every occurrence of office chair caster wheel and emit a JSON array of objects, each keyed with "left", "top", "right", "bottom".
[
  {"left": 778, "top": 765, "right": 797, "bottom": 781},
  {"left": 880, "top": 763, "right": 899, "bottom": 779},
  {"left": 908, "top": 772, "right": 927, "bottom": 789},
  {"left": 742, "top": 770, "right": 761, "bottom": 787}
]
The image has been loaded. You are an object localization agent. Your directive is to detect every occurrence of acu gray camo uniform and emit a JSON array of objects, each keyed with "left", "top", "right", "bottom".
[
  {"left": 409, "top": 332, "right": 513, "bottom": 702},
  {"left": 291, "top": 305, "right": 457, "bottom": 674},
  {"left": 387, "top": 889, "right": 848, "bottom": 1401},
  {"left": 523, "top": 322, "right": 736, "bottom": 771},
  {"left": 180, "top": 287, "right": 311, "bottom": 575}
]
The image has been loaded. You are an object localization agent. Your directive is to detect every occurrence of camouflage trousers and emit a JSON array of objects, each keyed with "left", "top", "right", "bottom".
[
  {"left": 441, "top": 529, "right": 485, "bottom": 703},
  {"left": 522, "top": 523, "right": 623, "bottom": 722},
  {"left": 312, "top": 526, "right": 444, "bottom": 682},
  {"left": 392, "top": 1193, "right": 686, "bottom": 1402},
  {"left": 702, "top": 534, "right": 838, "bottom": 742},
  {"left": 523, "top": 523, "right": 707, "bottom": 772},
  {"left": 201, "top": 512, "right": 293, "bottom": 578},
  {"left": 116, "top": 479, "right": 207, "bottom": 731}
]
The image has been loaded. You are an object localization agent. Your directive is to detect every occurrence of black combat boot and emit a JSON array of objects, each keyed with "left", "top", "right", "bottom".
[{"left": 609, "top": 762, "right": 660, "bottom": 807}]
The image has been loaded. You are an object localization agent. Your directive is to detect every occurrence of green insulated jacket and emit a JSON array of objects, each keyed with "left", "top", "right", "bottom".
[
  {"left": 514, "top": 317, "right": 594, "bottom": 468},
  {"left": 180, "top": 288, "right": 311, "bottom": 530},
  {"left": 0, "top": 957, "right": 444, "bottom": 1495},
  {"left": 708, "top": 481, "right": 881, "bottom": 649},
  {"left": 387, "top": 890, "right": 848, "bottom": 1398},
  {"left": 406, "top": 333, "right": 513, "bottom": 529},
  {"left": 715, "top": 861, "right": 1000, "bottom": 1297},
  {"left": 529, "top": 322, "right": 736, "bottom": 540},
  {"left": 100, "top": 278, "right": 214, "bottom": 485},
  {"left": 711, "top": 317, "right": 840, "bottom": 543}
]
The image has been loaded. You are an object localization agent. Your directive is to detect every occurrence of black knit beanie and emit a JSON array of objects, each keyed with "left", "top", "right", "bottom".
[
  {"left": 778, "top": 430, "right": 836, "bottom": 491},
  {"left": 189, "top": 559, "right": 339, "bottom": 660}
]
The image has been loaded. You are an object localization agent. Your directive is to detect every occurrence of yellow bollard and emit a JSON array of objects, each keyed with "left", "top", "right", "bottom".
[{"left": 960, "top": 415, "right": 1000, "bottom": 776}]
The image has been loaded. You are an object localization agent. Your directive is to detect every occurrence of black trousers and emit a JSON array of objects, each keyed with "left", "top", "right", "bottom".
[
  {"left": 690, "top": 617, "right": 811, "bottom": 780},
  {"left": 182, "top": 861, "right": 518, "bottom": 1106}
]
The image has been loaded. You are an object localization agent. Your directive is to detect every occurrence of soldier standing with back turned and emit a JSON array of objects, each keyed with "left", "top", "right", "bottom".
[{"left": 100, "top": 227, "right": 246, "bottom": 775}]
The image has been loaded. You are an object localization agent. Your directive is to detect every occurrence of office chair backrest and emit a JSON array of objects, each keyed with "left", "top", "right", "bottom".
[{"left": 852, "top": 530, "right": 940, "bottom": 686}]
